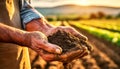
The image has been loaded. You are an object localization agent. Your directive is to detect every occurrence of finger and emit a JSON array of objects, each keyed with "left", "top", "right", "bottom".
[
  {"left": 32, "top": 37, "right": 62, "bottom": 54},
  {"left": 44, "top": 42, "right": 62, "bottom": 54},
  {"left": 49, "top": 26, "right": 88, "bottom": 41},
  {"left": 37, "top": 49, "right": 56, "bottom": 62},
  {"left": 78, "top": 46, "right": 90, "bottom": 58},
  {"left": 81, "top": 41, "right": 93, "bottom": 52},
  {"left": 79, "top": 52, "right": 89, "bottom": 58},
  {"left": 60, "top": 48, "right": 84, "bottom": 62},
  {"left": 37, "top": 40, "right": 62, "bottom": 54},
  {"left": 46, "top": 26, "right": 62, "bottom": 36},
  {"left": 65, "top": 27, "right": 88, "bottom": 41}
]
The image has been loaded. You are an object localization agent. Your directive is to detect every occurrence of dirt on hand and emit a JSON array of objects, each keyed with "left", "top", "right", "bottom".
[
  {"left": 48, "top": 30, "right": 93, "bottom": 54},
  {"left": 30, "top": 24, "right": 120, "bottom": 69}
]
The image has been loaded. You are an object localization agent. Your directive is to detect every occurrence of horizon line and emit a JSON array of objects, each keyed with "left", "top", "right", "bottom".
[{"left": 33, "top": 4, "right": 120, "bottom": 8}]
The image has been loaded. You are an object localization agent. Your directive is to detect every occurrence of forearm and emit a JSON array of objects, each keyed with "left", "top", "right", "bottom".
[
  {"left": 20, "top": 0, "right": 51, "bottom": 33},
  {"left": 0, "top": 23, "right": 29, "bottom": 46}
]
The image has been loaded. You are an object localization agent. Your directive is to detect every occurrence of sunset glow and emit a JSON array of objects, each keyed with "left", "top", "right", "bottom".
[
  {"left": 31, "top": 0, "right": 120, "bottom": 8},
  {"left": 76, "top": 0, "right": 90, "bottom": 6}
]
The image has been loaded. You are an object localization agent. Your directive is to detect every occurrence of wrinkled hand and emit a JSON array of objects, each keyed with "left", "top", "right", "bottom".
[
  {"left": 25, "top": 19, "right": 90, "bottom": 62},
  {"left": 46, "top": 26, "right": 88, "bottom": 41},
  {"left": 42, "top": 26, "right": 90, "bottom": 62},
  {"left": 24, "top": 31, "right": 62, "bottom": 59},
  {"left": 39, "top": 46, "right": 89, "bottom": 62}
]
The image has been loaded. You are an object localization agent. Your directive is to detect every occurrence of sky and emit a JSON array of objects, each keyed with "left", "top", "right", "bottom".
[{"left": 31, "top": 0, "right": 120, "bottom": 8}]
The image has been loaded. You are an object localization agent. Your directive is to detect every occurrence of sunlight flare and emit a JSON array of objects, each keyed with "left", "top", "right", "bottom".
[{"left": 76, "top": 0, "right": 90, "bottom": 6}]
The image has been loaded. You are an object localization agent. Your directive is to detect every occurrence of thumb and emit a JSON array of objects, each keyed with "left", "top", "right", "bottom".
[{"left": 39, "top": 41, "right": 62, "bottom": 54}]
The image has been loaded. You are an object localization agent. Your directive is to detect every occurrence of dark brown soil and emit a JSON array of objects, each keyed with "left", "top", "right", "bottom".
[
  {"left": 48, "top": 30, "right": 92, "bottom": 53},
  {"left": 29, "top": 21, "right": 120, "bottom": 69}
]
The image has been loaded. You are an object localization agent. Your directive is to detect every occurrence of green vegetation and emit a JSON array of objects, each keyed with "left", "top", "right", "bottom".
[
  {"left": 71, "top": 22, "right": 120, "bottom": 46},
  {"left": 50, "top": 19, "right": 120, "bottom": 46},
  {"left": 70, "top": 19, "right": 120, "bottom": 33},
  {"left": 46, "top": 14, "right": 88, "bottom": 21}
]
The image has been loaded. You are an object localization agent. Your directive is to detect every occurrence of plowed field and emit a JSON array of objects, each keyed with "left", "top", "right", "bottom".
[{"left": 29, "top": 21, "right": 120, "bottom": 69}]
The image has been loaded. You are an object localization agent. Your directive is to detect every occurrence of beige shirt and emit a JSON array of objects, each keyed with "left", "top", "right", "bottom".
[{"left": 0, "top": 0, "right": 31, "bottom": 69}]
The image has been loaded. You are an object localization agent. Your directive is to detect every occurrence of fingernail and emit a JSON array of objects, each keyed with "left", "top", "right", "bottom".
[
  {"left": 83, "top": 36, "right": 88, "bottom": 41},
  {"left": 56, "top": 49, "right": 61, "bottom": 54},
  {"left": 87, "top": 51, "right": 90, "bottom": 55}
]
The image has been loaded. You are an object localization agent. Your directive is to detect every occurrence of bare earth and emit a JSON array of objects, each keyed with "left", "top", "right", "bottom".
[{"left": 29, "top": 22, "right": 120, "bottom": 69}]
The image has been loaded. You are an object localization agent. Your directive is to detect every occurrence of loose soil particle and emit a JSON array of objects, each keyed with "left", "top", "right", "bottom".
[{"left": 48, "top": 30, "right": 92, "bottom": 53}]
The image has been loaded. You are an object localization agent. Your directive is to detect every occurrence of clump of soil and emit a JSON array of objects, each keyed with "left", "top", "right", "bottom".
[{"left": 48, "top": 30, "right": 92, "bottom": 53}]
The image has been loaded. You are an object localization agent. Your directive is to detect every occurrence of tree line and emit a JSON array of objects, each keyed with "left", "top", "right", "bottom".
[{"left": 46, "top": 11, "right": 120, "bottom": 21}]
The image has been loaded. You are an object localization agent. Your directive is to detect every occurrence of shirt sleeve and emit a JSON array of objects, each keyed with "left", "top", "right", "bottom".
[{"left": 20, "top": 0, "right": 44, "bottom": 28}]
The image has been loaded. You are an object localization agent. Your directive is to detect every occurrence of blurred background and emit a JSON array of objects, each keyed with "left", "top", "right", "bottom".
[{"left": 29, "top": 0, "right": 120, "bottom": 69}]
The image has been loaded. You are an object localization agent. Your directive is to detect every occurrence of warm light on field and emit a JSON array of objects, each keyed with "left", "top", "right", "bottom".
[{"left": 75, "top": 0, "right": 90, "bottom": 6}]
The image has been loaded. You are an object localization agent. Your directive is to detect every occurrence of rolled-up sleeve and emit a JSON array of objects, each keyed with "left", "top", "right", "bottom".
[{"left": 20, "top": 0, "right": 44, "bottom": 28}]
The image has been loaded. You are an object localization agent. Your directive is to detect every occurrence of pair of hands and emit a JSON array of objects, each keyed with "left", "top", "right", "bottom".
[{"left": 25, "top": 18, "right": 89, "bottom": 62}]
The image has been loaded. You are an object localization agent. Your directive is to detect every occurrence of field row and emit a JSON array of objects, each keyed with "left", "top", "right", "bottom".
[
  {"left": 70, "top": 23, "right": 120, "bottom": 46},
  {"left": 71, "top": 20, "right": 120, "bottom": 33}
]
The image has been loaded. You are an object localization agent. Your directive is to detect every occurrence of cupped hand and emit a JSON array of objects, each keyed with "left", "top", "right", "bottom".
[
  {"left": 25, "top": 18, "right": 87, "bottom": 41},
  {"left": 25, "top": 19, "right": 90, "bottom": 62},
  {"left": 42, "top": 26, "right": 90, "bottom": 62},
  {"left": 25, "top": 31, "right": 62, "bottom": 54},
  {"left": 45, "top": 26, "right": 88, "bottom": 41},
  {"left": 25, "top": 31, "right": 89, "bottom": 62},
  {"left": 36, "top": 46, "right": 89, "bottom": 62}
]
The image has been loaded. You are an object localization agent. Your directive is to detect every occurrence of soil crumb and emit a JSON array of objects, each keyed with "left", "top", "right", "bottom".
[{"left": 48, "top": 30, "right": 92, "bottom": 53}]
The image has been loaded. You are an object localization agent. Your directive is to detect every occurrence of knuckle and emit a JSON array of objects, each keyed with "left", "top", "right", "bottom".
[
  {"left": 86, "top": 50, "right": 90, "bottom": 54},
  {"left": 45, "top": 44, "right": 56, "bottom": 52},
  {"left": 66, "top": 26, "right": 73, "bottom": 30},
  {"left": 56, "top": 26, "right": 62, "bottom": 30},
  {"left": 60, "top": 54, "right": 67, "bottom": 61},
  {"left": 83, "top": 46, "right": 88, "bottom": 50},
  {"left": 42, "top": 55, "right": 53, "bottom": 61},
  {"left": 49, "top": 48, "right": 55, "bottom": 52}
]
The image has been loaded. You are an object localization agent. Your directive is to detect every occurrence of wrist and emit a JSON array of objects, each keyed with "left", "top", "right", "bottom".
[
  {"left": 12, "top": 31, "right": 31, "bottom": 47},
  {"left": 26, "top": 18, "right": 52, "bottom": 34},
  {"left": 22, "top": 32, "right": 31, "bottom": 47},
  {"left": 0, "top": 23, "right": 31, "bottom": 47}
]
